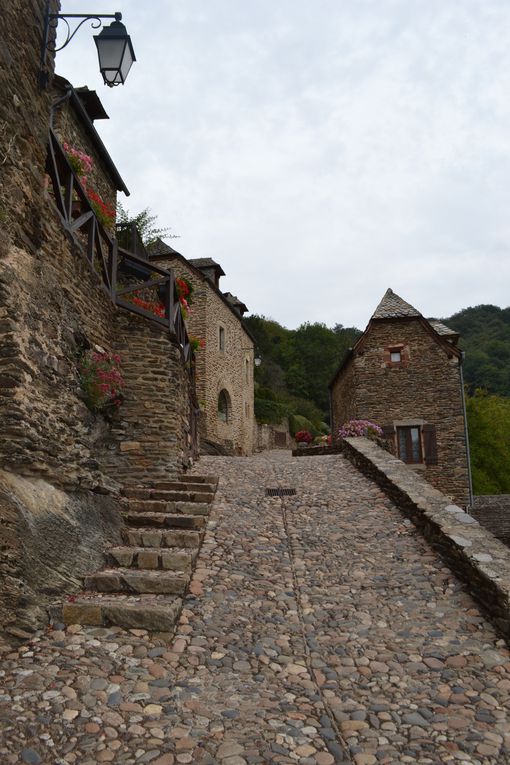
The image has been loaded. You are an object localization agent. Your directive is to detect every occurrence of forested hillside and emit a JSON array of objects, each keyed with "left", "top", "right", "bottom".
[
  {"left": 441, "top": 304, "right": 510, "bottom": 397},
  {"left": 243, "top": 316, "right": 360, "bottom": 430}
]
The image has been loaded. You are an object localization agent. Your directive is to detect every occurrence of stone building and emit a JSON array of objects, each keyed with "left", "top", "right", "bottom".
[
  {"left": 149, "top": 241, "right": 255, "bottom": 455},
  {"left": 329, "top": 289, "right": 472, "bottom": 506},
  {"left": 0, "top": 0, "right": 198, "bottom": 641}
]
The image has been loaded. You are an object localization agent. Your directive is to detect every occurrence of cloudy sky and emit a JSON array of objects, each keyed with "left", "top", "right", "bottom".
[{"left": 55, "top": 0, "right": 510, "bottom": 330}]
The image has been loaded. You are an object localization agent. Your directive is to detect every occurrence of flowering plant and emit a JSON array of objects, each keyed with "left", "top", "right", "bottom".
[
  {"left": 86, "top": 188, "right": 116, "bottom": 229},
  {"left": 189, "top": 334, "right": 205, "bottom": 352},
  {"left": 176, "top": 277, "right": 194, "bottom": 318},
  {"left": 124, "top": 292, "right": 166, "bottom": 318},
  {"left": 79, "top": 350, "right": 124, "bottom": 413},
  {"left": 338, "top": 419, "right": 383, "bottom": 439},
  {"left": 63, "top": 143, "right": 93, "bottom": 180},
  {"left": 295, "top": 430, "right": 313, "bottom": 444},
  {"left": 63, "top": 143, "right": 115, "bottom": 229}
]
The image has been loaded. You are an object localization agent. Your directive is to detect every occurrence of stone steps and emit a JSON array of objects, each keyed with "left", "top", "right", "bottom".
[
  {"left": 54, "top": 472, "right": 217, "bottom": 632},
  {"left": 123, "top": 488, "right": 215, "bottom": 503},
  {"left": 53, "top": 594, "right": 183, "bottom": 632},
  {"left": 121, "top": 527, "right": 202, "bottom": 548},
  {"left": 121, "top": 511, "right": 207, "bottom": 529},
  {"left": 123, "top": 499, "right": 210, "bottom": 516},
  {"left": 108, "top": 546, "right": 197, "bottom": 572},
  {"left": 84, "top": 567, "right": 189, "bottom": 595}
]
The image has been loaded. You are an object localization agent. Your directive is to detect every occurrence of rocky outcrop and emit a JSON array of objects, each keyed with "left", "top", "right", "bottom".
[{"left": 0, "top": 469, "right": 122, "bottom": 643}]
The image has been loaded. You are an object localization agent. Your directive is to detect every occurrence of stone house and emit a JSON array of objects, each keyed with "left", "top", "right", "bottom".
[
  {"left": 329, "top": 289, "right": 472, "bottom": 506},
  {"left": 149, "top": 241, "right": 255, "bottom": 455}
]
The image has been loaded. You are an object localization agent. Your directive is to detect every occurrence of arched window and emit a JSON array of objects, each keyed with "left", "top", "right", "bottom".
[{"left": 217, "top": 389, "right": 231, "bottom": 423}]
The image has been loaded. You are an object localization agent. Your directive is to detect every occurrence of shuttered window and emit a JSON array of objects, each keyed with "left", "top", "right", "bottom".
[
  {"left": 397, "top": 426, "right": 422, "bottom": 464},
  {"left": 422, "top": 423, "right": 438, "bottom": 465}
]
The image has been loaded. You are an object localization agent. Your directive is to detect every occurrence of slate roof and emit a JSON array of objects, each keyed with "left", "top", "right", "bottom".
[
  {"left": 371, "top": 288, "right": 421, "bottom": 319},
  {"left": 429, "top": 320, "right": 459, "bottom": 339},
  {"left": 224, "top": 291, "right": 248, "bottom": 314},
  {"left": 188, "top": 258, "right": 226, "bottom": 277},
  {"left": 147, "top": 238, "right": 184, "bottom": 259}
]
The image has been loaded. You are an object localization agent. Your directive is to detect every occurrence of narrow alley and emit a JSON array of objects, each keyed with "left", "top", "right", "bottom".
[{"left": 1, "top": 451, "right": 509, "bottom": 765}]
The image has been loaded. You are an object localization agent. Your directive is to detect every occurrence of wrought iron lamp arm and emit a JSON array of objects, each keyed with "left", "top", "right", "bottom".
[{"left": 39, "top": 1, "right": 122, "bottom": 87}]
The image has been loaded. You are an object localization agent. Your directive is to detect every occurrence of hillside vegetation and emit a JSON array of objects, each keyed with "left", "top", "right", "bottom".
[{"left": 246, "top": 304, "right": 510, "bottom": 494}]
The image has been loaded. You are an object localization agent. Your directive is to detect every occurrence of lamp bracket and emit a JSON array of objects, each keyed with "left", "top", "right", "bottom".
[{"left": 39, "top": 1, "right": 122, "bottom": 88}]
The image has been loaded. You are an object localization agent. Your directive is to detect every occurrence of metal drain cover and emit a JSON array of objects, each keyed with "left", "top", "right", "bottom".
[{"left": 266, "top": 488, "right": 297, "bottom": 497}]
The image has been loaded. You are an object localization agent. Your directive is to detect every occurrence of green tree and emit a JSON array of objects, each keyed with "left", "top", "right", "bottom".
[
  {"left": 466, "top": 389, "right": 510, "bottom": 494},
  {"left": 116, "top": 203, "right": 177, "bottom": 246}
]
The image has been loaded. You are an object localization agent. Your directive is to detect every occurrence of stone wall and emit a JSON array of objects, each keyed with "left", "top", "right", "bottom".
[
  {"left": 471, "top": 496, "right": 510, "bottom": 545},
  {"left": 156, "top": 256, "right": 255, "bottom": 455},
  {"left": 330, "top": 319, "right": 470, "bottom": 505},
  {"left": 254, "top": 422, "right": 292, "bottom": 451},
  {"left": 338, "top": 437, "right": 510, "bottom": 644},
  {"left": 101, "top": 310, "right": 193, "bottom": 484},
  {"left": 0, "top": 0, "right": 196, "bottom": 641}
]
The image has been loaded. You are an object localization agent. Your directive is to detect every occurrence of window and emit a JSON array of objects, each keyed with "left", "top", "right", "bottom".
[
  {"left": 217, "top": 389, "right": 231, "bottom": 423},
  {"left": 218, "top": 326, "right": 225, "bottom": 351},
  {"left": 397, "top": 426, "right": 422, "bottom": 464},
  {"left": 245, "top": 359, "right": 250, "bottom": 383},
  {"left": 384, "top": 344, "right": 407, "bottom": 367}
]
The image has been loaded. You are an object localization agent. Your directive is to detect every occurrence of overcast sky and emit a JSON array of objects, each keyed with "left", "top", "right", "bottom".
[{"left": 55, "top": 0, "right": 510, "bottom": 330}]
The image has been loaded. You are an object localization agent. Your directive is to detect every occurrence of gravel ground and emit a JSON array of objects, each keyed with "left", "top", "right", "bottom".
[{"left": 1, "top": 451, "right": 510, "bottom": 765}]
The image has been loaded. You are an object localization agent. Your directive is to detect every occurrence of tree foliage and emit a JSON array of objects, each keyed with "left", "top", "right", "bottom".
[
  {"left": 244, "top": 315, "right": 360, "bottom": 424},
  {"left": 466, "top": 389, "right": 510, "bottom": 494},
  {"left": 116, "top": 203, "right": 177, "bottom": 246},
  {"left": 442, "top": 304, "right": 510, "bottom": 396}
]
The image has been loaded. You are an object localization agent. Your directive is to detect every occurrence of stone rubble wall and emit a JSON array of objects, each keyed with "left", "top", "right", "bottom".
[
  {"left": 101, "top": 311, "right": 193, "bottom": 485},
  {"left": 339, "top": 436, "right": 510, "bottom": 643},
  {"left": 330, "top": 319, "right": 470, "bottom": 505},
  {"left": 0, "top": 0, "right": 196, "bottom": 641},
  {"left": 254, "top": 422, "right": 293, "bottom": 451},
  {"left": 471, "top": 496, "right": 510, "bottom": 545}
]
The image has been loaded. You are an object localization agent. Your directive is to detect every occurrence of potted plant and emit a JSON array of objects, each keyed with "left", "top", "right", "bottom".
[{"left": 295, "top": 430, "right": 313, "bottom": 447}]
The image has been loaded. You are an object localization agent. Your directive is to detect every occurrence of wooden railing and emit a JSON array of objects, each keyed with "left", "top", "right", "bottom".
[{"left": 45, "top": 127, "right": 197, "bottom": 395}]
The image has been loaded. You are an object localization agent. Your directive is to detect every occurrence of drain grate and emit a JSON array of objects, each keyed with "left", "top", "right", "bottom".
[{"left": 266, "top": 488, "right": 297, "bottom": 497}]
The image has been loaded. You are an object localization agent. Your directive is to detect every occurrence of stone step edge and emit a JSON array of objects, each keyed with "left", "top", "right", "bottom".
[
  {"left": 121, "top": 528, "right": 203, "bottom": 548},
  {"left": 122, "top": 490, "right": 215, "bottom": 501},
  {"left": 48, "top": 595, "right": 183, "bottom": 632},
  {"left": 108, "top": 546, "right": 198, "bottom": 569},
  {"left": 121, "top": 512, "right": 207, "bottom": 528},
  {"left": 122, "top": 500, "right": 211, "bottom": 516}
]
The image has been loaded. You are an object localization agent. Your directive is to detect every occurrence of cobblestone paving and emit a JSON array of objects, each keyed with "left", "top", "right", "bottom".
[{"left": 2, "top": 451, "right": 510, "bottom": 765}]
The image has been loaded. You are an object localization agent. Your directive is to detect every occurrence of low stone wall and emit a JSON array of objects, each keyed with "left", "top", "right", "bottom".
[
  {"left": 255, "top": 423, "right": 293, "bottom": 451},
  {"left": 332, "top": 437, "right": 510, "bottom": 643},
  {"left": 471, "top": 496, "right": 510, "bottom": 545}
]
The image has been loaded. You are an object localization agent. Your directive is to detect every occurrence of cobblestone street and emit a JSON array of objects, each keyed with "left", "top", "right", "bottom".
[{"left": 2, "top": 451, "right": 510, "bottom": 765}]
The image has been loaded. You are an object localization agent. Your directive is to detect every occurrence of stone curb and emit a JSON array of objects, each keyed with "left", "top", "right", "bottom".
[{"left": 331, "top": 437, "right": 510, "bottom": 643}]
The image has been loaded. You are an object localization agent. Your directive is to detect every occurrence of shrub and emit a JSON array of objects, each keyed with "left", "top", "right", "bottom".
[
  {"left": 288, "top": 413, "right": 320, "bottom": 437},
  {"left": 255, "top": 398, "right": 288, "bottom": 425}
]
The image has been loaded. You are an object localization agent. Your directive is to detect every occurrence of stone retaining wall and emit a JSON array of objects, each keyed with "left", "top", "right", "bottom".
[
  {"left": 336, "top": 437, "right": 510, "bottom": 643},
  {"left": 471, "top": 496, "right": 510, "bottom": 545}
]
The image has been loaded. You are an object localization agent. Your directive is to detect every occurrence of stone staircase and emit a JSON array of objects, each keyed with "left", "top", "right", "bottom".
[{"left": 50, "top": 474, "right": 217, "bottom": 633}]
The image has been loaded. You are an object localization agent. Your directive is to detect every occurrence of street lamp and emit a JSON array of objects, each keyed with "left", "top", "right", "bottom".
[{"left": 39, "top": 2, "right": 136, "bottom": 89}]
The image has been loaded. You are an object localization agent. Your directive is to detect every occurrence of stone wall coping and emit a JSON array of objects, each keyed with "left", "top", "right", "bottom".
[{"left": 333, "top": 437, "right": 510, "bottom": 641}]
